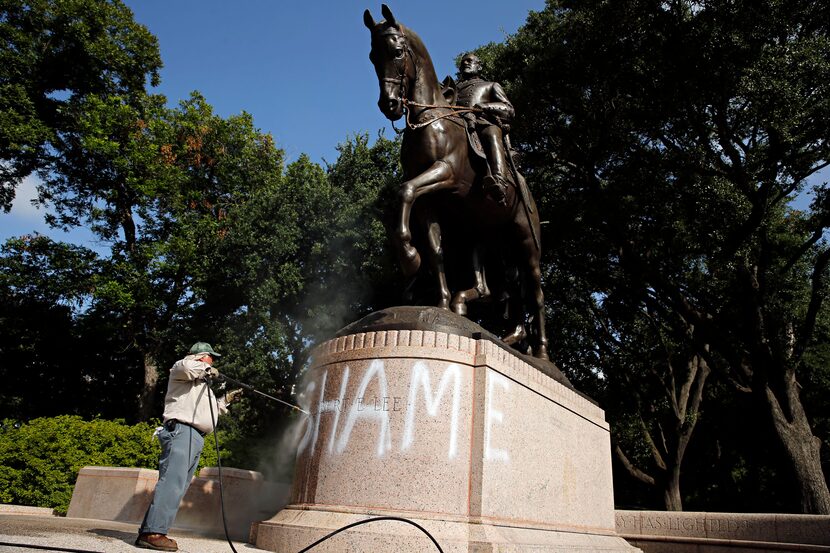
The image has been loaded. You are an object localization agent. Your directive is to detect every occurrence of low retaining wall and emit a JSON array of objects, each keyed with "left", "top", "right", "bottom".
[
  {"left": 67, "top": 466, "right": 290, "bottom": 540},
  {"left": 65, "top": 467, "right": 830, "bottom": 551},
  {"left": 616, "top": 510, "right": 830, "bottom": 553}
]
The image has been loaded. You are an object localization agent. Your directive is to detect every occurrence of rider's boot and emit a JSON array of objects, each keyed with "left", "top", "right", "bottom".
[{"left": 483, "top": 174, "right": 509, "bottom": 206}]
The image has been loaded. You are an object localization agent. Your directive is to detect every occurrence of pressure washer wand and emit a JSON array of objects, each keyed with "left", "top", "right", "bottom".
[{"left": 215, "top": 371, "right": 309, "bottom": 415}]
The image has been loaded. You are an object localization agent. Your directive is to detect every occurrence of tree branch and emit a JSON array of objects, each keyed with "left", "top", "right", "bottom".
[
  {"left": 638, "top": 414, "right": 668, "bottom": 471},
  {"left": 793, "top": 247, "right": 830, "bottom": 362},
  {"left": 614, "top": 443, "right": 656, "bottom": 486}
]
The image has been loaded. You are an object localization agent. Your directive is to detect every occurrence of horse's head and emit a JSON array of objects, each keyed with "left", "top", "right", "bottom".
[{"left": 364, "top": 5, "right": 415, "bottom": 121}]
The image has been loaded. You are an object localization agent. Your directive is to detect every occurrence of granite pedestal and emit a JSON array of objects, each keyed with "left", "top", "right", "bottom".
[{"left": 254, "top": 307, "right": 639, "bottom": 552}]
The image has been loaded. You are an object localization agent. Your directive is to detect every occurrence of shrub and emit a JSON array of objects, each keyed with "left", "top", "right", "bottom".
[
  {"left": 0, "top": 415, "right": 228, "bottom": 515},
  {"left": 0, "top": 416, "right": 158, "bottom": 514}
]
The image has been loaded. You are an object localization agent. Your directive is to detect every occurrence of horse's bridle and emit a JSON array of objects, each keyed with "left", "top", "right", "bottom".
[
  {"left": 375, "top": 27, "right": 482, "bottom": 132},
  {"left": 377, "top": 27, "right": 417, "bottom": 118}
]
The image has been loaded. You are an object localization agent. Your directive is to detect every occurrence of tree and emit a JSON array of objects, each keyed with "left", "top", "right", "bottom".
[
  {"left": 176, "top": 134, "right": 402, "bottom": 471},
  {"left": 0, "top": 235, "right": 98, "bottom": 419},
  {"left": 0, "top": 2, "right": 407, "bottom": 448},
  {"left": 95, "top": 93, "right": 288, "bottom": 418},
  {"left": 600, "top": 303, "right": 711, "bottom": 510},
  {"left": 202, "top": 133, "right": 401, "bottom": 409},
  {"left": 0, "top": 0, "right": 161, "bottom": 210},
  {"left": 489, "top": 0, "right": 830, "bottom": 512},
  {"left": 324, "top": 133, "right": 402, "bottom": 314},
  {"left": 0, "top": 86, "right": 291, "bottom": 420}
]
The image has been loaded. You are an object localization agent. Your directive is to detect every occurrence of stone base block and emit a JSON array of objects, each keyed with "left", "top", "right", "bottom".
[
  {"left": 174, "top": 467, "right": 290, "bottom": 540},
  {"left": 257, "top": 508, "right": 638, "bottom": 553},
  {"left": 67, "top": 466, "right": 158, "bottom": 523},
  {"left": 67, "top": 465, "right": 290, "bottom": 540},
  {"left": 255, "top": 310, "right": 639, "bottom": 552}
]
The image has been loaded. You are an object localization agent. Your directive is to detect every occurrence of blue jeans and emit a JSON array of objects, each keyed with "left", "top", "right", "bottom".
[{"left": 139, "top": 422, "right": 204, "bottom": 535}]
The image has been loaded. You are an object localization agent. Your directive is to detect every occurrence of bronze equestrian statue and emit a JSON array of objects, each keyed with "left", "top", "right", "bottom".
[{"left": 364, "top": 5, "right": 549, "bottom": 360}]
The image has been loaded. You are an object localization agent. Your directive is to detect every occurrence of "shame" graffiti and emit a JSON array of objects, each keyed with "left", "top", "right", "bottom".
[{"left": 296, "top": 360, "right": 512, "bottom": 463}]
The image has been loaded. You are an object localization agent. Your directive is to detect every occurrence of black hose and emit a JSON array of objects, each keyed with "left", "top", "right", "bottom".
[
  {"left": 205, "top": 377, "right": 240, "bottom": 553},
  {"left": 297, "top": 515, "right": 445, "bottom": 552},
  {"left": 0, "top": 541, "right": 104, "bottom": 553}
]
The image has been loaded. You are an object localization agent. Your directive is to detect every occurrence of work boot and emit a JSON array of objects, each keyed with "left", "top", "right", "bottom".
[
  {"left": 483, "top": 175, "right": 508, "bottom": 205},
  {"left": 135, "top": 533, "right": 178, "bottom": 551}
]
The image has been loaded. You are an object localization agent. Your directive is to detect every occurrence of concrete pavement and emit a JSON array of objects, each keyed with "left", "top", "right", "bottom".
[{"left": 0, "top": 510, "right": 265, "bottom": 553}]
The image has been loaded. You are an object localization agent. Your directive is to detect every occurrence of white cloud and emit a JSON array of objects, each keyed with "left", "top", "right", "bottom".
[
  {"left": 10, "top": 173, "right": 43, "bottom": 220},
  {"left": 1, "top": 173, "right": 50, "bottom": 242},
  {"left": 2, "top": 175, "right": 109, "bottom": 252}
]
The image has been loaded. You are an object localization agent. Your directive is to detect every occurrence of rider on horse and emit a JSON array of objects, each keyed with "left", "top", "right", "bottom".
[{"left": 455, "top": 53, "right": 515, "bottom": 206}]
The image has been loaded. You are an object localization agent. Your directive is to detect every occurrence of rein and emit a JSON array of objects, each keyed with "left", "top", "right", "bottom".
[
  {"left": 402, "top": 100, "right": 482, "bottom": 131},
  {"left": 378, "top": 27, "right": 482, "bottom": 133}
]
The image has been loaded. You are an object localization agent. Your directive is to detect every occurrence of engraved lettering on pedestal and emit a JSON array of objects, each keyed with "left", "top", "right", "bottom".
[
  {"left": 402, "top": 362, "right": 462, "bottom": 459},
  {"left": 337, "top": 360, "right": 392, "bottom": 457},
  {"left": 318, "top": 366, "right": 350, "bottom": 454},
  {"left": 615, "top": 513, "right": 637, "bottom": 531}
]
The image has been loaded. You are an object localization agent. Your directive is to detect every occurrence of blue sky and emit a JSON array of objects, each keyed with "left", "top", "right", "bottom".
[
  {"left": 1, "top": 0, "right": 546, "bottom": 245},
  {"left": 2, "top": 0, "right": 824, "bottom": 246}
]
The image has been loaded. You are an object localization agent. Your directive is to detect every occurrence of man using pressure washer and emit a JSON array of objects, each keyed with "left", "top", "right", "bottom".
[{"left": 136, "top": 342, "right": 242, "bottom": 552}]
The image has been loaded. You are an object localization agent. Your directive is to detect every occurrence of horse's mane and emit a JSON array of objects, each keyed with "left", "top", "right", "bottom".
[{"left": 397, "top": 23, "right": 440, "bottom": 91}]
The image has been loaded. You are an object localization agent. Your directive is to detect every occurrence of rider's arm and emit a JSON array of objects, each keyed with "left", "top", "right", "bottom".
[{"left": 478, "top": 82, "right": 515, "bottom": 122}]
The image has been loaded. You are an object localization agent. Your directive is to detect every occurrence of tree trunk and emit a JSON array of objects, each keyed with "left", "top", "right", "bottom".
[
  {"left": 663, "top": 467, "right": 683, "bottom": 511},
  {"left": 787, "top": 432, "right": 830, "bottom": 514},
  {"left": 764, "top": 382, "right": 830, "bottom": 514},
  {"left": 138, "top": 351, "right": 159, "bottom": 421}
]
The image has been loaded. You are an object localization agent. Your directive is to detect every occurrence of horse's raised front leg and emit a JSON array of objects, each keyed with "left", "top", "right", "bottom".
[{"left": 396, "top": 160, "right": 453, "bottom": 276}]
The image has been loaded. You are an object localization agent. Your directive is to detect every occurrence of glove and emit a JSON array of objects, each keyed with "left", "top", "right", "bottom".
[
  {"left": 224, "top": 388, "right": 243, "bottom": 405},
  {"left": 205, "top": 367, "right": 220, "bottom": 380}
]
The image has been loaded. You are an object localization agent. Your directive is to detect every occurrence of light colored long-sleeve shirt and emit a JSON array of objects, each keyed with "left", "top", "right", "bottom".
[{"left": 162, "top": 354, "right": 229, "bottom": 434}]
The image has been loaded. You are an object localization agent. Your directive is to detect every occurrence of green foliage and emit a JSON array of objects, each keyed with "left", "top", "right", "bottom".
[
  {"left": 0, "top": 234, "right": 98, "bottom": 305},
  {"left": 193, "top": 133, "right": 402, "bottom": 449},
  {"left": 0, "top": 416, "right": 161, "bottom": 514},
  {"left": 0, "top": 236, "right": 104, "bottom": 419},
  {"left": 0, "top": 0, "right": 406, "bottom": 430},
  {"left": 486, "top": 0, "right": 830, "bottom": 511},
  {"left": 0, "top": 0, "right": 162, "bottom": 210}
]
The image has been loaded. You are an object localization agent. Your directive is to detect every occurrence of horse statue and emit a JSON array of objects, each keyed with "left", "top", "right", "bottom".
[{"left": 364, "top": 4, "right": 549, "bottom": 361}]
